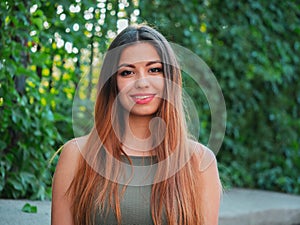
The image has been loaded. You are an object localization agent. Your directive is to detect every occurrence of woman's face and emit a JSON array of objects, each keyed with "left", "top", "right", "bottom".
[{"left": 116, "top": 42, "right": 164, "bottom": 117}]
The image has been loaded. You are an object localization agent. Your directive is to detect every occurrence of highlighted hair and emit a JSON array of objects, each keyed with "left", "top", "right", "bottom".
[{"left": 68, "top": 25, "right": 203, "bottom": 225}]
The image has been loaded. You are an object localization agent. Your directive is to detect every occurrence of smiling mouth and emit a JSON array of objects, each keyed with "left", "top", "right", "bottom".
[{"left": 130, "top": 94, "right": 156, "bottom": 104}]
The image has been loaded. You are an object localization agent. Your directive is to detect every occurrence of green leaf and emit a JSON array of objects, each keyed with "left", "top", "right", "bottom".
[
  {"left": 21, "top": 203, "right": 37, "bottom": 213},
  {"left": 7, "top": 177, "right": 23, "bottom": 191}
]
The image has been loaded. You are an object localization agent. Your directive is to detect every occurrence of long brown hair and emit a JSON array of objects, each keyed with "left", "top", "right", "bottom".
[{"left": 68, "top": 25, "right": 203, "bottom": 225}]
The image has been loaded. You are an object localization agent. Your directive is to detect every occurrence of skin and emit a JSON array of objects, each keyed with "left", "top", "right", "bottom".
[
  {"left": 51, "top": 43, "right": 221, "bottom": 225},
  {"left": 51, "top": 139, "right": 221, "bottom": 225},
  {"left": 116, "top": 42, "right": 165, "bottom": 156},
  {"left": 117, "top": 42, "right": 164, "bottom": 117},
  {"left": 51, "top": 137, "right": 84, "bottom": 225}
]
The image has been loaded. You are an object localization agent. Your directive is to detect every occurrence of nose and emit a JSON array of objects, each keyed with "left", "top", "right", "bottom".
[{"left": 135, "top": 72, "right": 150, "bottom": 89}]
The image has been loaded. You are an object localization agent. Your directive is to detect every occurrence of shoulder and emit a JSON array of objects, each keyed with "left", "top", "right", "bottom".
[
  {"left": 63, "top": 135, "right": 88, "bottom": 152},
  {"left": 187, "top": 139, "right": 221, "bottom": 224},
  {"left": 52, "top": 136, "right": 88, "bottom": 196},
  {"left": 51, "top": 136, "right": 88, "bottom": 225},
  {"left": 59, "top": 136, "right": 88, "bottom": 161},
  {"left": 187, "top": 139, "right": 217, "bottom": 172},
  {"left": 53, "top": 136, "right": 88, "bottom": 181}
]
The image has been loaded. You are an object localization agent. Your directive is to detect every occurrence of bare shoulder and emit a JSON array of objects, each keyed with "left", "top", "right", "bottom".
[
  {"left": 53, "top": 135, "right": 88, "bottom": 184},
  {"left": 59, "top": 135, "right": 88, "bottom": 162},
  {"left": 63, "top": 135, "right": 88, "bottom": 153},
  {"left": 187, "top": 139, "right": 217, "bottom": 172},
  {"left": 188, "top": 141, "right": 221, "bottom": 225},
  {"left": 51, "top": 136, "right": 88, "bottom": 225}
]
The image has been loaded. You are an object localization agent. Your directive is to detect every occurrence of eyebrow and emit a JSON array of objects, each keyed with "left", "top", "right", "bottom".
[{"left": 117, "top": 60, "right": 162, "bottom": 69}]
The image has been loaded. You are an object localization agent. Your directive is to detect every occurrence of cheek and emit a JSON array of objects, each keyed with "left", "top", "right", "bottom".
[
  {"left": 116, "top": 77, "right": 123, "bottom": 92},
  {"left": 117, "top": 78, "right": 133, "bottom": 92},
  {"left": 152, "top": 77, "right": 165, "bottom": 93}
]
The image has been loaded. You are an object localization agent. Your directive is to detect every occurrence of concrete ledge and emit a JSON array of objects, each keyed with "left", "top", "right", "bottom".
[
  {"left": 219, "top": 188, "right": 300, "bottom": 225},
  {"left": 0, "top": 188, "right": 300, "bottom": 225},
  {"left": 0, "top": 199, "right": 50, "bottom": 225}
]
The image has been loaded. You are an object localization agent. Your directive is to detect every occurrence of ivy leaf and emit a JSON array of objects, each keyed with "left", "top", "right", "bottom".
[{"left": 21, "top": 203, "right": 37, "bottom": 213}]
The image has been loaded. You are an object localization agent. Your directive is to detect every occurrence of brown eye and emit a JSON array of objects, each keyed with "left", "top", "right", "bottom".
[
  {"left": 120, "top": 70, "right": 133, "bottom": 76},
  {"left": 149, "top": 67, "right": 162, "bottom": 73}
]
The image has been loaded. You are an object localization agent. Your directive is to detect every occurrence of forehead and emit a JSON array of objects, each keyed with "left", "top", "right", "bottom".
[{"left": 119, "top": 42, "right": 161, "bottom": 65}]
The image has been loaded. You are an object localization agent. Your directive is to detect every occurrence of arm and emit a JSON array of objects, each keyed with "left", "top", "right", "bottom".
[
  {"left": 199, "top": 146, "right": 222, "bottom": 225},
  {"left": 51, "top": 140, "right": 81, "bottom": 225}
]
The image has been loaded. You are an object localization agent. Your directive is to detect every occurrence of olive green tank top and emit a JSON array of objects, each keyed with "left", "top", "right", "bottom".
[{"left": 94, "top": 155, "right": 162, "bottom": 225}]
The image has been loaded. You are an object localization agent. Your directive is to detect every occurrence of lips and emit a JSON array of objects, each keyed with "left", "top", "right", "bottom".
[{"left": 130, "top": 94, "right": 156, "bottom": 104}]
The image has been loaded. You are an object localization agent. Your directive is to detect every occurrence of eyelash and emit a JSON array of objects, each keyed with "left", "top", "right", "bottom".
[
  {"left": 119, "top": 67, "right": 163, "bottom": 77},
  {"left": 120, "top": 70, "right": 133, "bottom": 76},
  {"left": 149, "top": 67, "right": 163, "bottom": 73}
]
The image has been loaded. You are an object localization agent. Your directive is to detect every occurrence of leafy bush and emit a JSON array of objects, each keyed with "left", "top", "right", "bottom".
[
  {"left": 138, "top": 0, "right": 300, "bottom": 194},
  {"left": 0, "top": 0, "right": 78, "bottom": 199},
  {"left": 0, "top": 0, "right": 299, "bottom": 199}
]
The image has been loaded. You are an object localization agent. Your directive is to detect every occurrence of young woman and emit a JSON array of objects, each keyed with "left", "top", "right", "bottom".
[{"left": 51, "top": 25, "right": 221, "bottom": 225}]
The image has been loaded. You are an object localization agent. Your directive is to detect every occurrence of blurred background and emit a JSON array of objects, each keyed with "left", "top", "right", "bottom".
[{"left": 0, "top": 0, "right": 299, "bottom": 200}]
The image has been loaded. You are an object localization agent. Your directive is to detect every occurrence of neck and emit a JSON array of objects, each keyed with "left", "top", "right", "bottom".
[
  {"left": 129, "top": 113, "right": 152, "bottom": 138},
  {"left": 121, "top": 112, "right": 155, "bottom": 156}
]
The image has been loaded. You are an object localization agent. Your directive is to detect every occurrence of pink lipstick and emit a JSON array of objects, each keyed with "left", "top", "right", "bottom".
[{"left": 131, "top": 94, "right": 155, "bottom": 104}]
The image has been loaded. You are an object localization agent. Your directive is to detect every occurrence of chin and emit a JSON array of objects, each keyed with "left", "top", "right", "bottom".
[{"left": 129, "top": 108, "right": 159, "bottom": 117}]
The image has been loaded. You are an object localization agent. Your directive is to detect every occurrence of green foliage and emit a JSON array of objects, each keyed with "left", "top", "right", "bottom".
[
  {"left": 205, "top": 0, "right": 300, "bottom": 194},
  {"left": 0, "top": 0, "right": 299, "bottom": 199},
  {"left": 22, "top": 203, "right": 37, "bottom": 213},
  {"left": 0, "top": 0, "right": 82, "bottom": 199},
  {"left": 138, "top": 0, "right": 300, "bottom": 193}
]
